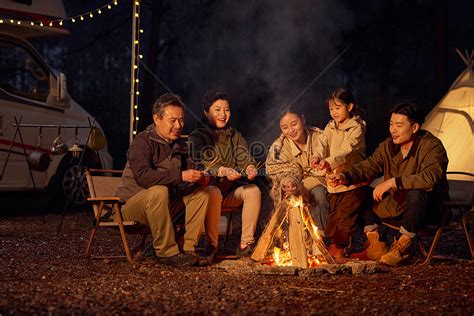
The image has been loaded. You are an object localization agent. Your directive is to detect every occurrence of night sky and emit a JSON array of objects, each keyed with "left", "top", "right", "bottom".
[{"left": 34, "top": 0, "right": 474, "bottom": 168}]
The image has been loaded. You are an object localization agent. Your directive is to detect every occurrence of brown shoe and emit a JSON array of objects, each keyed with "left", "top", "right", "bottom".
[
  {"left": 380, "top": 235, "right": 412, "bottom": 266},
  {"left": 328, "top": 244, "right": 345, "bottom": 261},
  {"left": 350, "top": 231, "right": 388, "bottom": 261}
]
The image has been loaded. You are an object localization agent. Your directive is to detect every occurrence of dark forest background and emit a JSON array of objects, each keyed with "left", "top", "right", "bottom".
[{"left": 32, "top": 0, "right": 473, "bottom": 169}]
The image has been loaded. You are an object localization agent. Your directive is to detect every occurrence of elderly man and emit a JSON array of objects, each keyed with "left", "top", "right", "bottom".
[
  {"left": 116, "top": 93, "right": 221, "bottom": 267},
  {"left": 328, "top": 102, "right": 449, "bottom": 266}
]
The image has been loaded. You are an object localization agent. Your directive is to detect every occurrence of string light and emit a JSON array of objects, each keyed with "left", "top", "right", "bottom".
[
  {"left": 0, "top": 1, "right": 119, "bottom": 27},
  {"left": 130, "top": 0, "right": 142, "bottom": 140}
]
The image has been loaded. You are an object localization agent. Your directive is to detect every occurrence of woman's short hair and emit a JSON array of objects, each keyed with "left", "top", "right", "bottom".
[{"left": 202, "top": 90, "right": 230, "bottom": 112}]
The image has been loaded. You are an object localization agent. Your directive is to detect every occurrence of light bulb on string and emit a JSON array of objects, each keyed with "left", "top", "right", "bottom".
[
  {"left": 89, "top": 13, "right": 93, "bottom": 18},
  {"left": 80, "top": 16, "right": 84, "bottom": 21}
]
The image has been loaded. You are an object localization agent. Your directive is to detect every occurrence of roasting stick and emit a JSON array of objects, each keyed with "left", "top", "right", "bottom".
[
  {"left": 241, "top": 161, "right": 264, "bottom": 176},
  {"left": 203, "top": 157, "right": 220, "bottom": 174}
]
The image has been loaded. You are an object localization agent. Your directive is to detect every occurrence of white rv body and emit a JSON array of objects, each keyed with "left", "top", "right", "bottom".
[{"left": 0, "top": 1, "right": 113, "bottom": 203}]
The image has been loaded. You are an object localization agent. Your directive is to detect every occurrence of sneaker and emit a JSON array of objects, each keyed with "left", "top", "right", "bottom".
[
  {"left": 328, "top": 244, "right": 345, "bottom": 261},
  {"left": 156, "top": 252, "right": 198, "bottom": 267},
  {"left": 236, "top": 242, "right": 254, "bottom": 258},
  {"left": 350, "top": 231, "right": 388, "bottom": 261},
  {"left": 380, "top": 236, "right": 412, "bottom": 266}
]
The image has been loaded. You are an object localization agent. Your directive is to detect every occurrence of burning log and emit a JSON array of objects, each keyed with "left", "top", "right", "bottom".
[
  {"left": 288, "top": 204, "right": 308, "bottom": 268},
  {"left": 251, "top": 195, "right": 335, "bottom": 266}
]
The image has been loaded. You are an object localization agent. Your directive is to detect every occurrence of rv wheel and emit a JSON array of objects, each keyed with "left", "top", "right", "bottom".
[{"left": 49, "top": 150, "right": 101, "bottom": 211}]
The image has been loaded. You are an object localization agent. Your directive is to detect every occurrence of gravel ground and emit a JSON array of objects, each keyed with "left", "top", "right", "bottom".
[{"left": 1, "top": 198, "right": 473, "bottom": 315}]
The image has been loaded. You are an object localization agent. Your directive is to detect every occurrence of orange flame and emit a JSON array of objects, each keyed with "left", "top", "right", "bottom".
[{"left": 269, "top": 195, "right": 326, "bottom": 267}]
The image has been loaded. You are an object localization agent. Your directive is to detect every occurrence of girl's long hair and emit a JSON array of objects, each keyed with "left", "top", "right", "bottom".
[{"left": 327, "top": 88, "right": 364, "bottom": 118}]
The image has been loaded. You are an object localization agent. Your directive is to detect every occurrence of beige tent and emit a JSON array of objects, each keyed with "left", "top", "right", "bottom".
[{"left": 424, "top": 50, "right": 474, "bottom": 186}]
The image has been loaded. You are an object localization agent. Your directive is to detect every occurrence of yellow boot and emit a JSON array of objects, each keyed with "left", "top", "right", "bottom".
[
  {"left": 380, "top": 235, "right": 412, "bottom": 266},
  {"left": 350, "top": 231, "right": 388, "bottom": 260}
]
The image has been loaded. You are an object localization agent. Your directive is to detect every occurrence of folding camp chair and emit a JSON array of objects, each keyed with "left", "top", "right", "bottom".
[
  {"left": 84, "top": 169, "right": 150, "bottom": 262},
  {"left": 381, "top": 171, "right": 474, "bottom": 265}
]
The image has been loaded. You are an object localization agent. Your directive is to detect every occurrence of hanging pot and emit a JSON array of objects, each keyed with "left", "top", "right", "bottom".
[
  {"left": 87, "top": 127, "right": 106, "bottom": 150},
  {"left": 28, "top": 150, "right": 50, "bottom": 172},
  {"left": 50, "top": 135, "right": 69, "bottom": 155},
  {"left": 27, "top": 127, "right": 50, "bottom": 172}
]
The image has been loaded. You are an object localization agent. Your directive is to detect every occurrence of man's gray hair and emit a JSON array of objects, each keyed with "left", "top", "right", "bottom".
[{"left": 152, "top": 93, "right": 184, "bottom": 118}]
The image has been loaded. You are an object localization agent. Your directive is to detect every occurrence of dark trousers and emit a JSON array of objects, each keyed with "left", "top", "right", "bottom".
[
  {"left": 325, "top": 186, "right": 369, "bottom": 247},
  {"left": 363, "top": 189, "right": 445, "bottom": 234}
]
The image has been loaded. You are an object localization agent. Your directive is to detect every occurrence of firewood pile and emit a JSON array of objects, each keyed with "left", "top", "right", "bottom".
[{"left": 251, "top": 195, "right": 335, "bottom": 268}]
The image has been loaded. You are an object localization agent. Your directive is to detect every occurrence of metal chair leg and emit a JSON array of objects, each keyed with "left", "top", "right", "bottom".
[
  {"left": 419, "top": 227, "right": 444, "bottom": 266},
  {"left": 460, "top": 207, "right": 474, "bottom": 260}
]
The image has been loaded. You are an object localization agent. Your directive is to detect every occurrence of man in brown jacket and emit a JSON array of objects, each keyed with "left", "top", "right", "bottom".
[
  {"left": 328, "top": 102, "right": 449, "bottom": 266},
  {"left": 116, "top": 93, "right": 221, "bottom": 267}
]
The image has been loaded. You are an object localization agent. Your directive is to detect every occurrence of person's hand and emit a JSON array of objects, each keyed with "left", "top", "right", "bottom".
[
  {"left": 326, "top": 173, "right": 347, "bottom": 187},
  {"left": 246, "top": 165, "right": 258, "bottom": 180},
  {"left": 218, "top": 167, "right": 241, "bottom": 181},
  {"left": 310, "top": 156, "right": 320, "bottom": 169},
  {"left": 373, "top": 178, "right": 395, "bottom": 202},
  {"left": 281, "top": 177, "right": 298, "bottom": 197},
  {"left": 182, "top": 169, "right": 205, "bottom": 183},
  {"left": 317, "top": 160, "right": 332, "bottom": 172}
]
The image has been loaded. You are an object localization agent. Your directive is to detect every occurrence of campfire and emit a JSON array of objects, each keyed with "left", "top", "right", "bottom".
[{"left": 251, "top": 195, "right": 335, "bottom": 268}]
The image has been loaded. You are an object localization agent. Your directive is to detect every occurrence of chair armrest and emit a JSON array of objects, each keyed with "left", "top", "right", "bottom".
[{"left": 87, "top": 197, "right": 125, "bottom": 204}]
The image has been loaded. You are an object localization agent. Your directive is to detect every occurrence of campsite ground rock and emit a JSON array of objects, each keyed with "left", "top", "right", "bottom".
[{"left": 0, "top": 210, "right": 473, "bottom": 314}]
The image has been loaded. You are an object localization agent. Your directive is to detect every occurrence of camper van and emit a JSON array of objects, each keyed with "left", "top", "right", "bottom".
[{"left": 0, "top": 1, "right": 113, "bottom": 206}]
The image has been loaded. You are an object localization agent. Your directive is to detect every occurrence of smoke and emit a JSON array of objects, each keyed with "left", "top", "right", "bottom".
[{"left": 165, "top": 0, "right": 354, "bottom": 147}]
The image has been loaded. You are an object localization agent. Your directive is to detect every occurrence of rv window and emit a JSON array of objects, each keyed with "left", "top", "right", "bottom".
[{"left": 0, "top": 41, "right": 49, "bottom": 102}]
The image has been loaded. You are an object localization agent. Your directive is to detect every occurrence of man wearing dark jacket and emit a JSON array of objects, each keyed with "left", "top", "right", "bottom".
[
  {"left": 116, "top": 93, "right": 221, "bottom": 267},
  {"left": 328, "top": 102, "right": 449, "bottom": 266}
]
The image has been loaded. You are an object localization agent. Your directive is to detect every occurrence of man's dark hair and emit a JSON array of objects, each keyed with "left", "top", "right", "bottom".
[
  {"left": 202, "top": 90, "right": 230, "bottom": 112},
  {"left": 390, "top": 102, "right": 425, "bottom": 125},
  {"left": 152, "top": 93, "right": 183, "bottom": 118}
]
